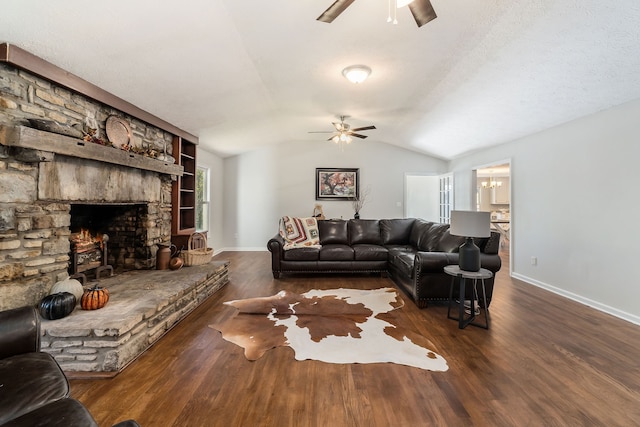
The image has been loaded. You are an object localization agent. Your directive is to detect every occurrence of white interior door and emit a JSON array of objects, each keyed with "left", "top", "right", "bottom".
[{"left": 405, "top": 174, "right": 452, "bottom": 222}]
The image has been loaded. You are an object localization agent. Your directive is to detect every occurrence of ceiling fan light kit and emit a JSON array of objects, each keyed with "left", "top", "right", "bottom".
[
  {"left": 342, "top": 65, "right": 371, "bottom": 84},
  {"left": 309, "top": 116, "right": 376, "bottom": 150},
  {"left": 333, "top": 132, "right": 352, "bottom": 144},
  {"left": 318, "top": 0, "right": 436, "bottom": 28},
  {"left": 396, "top": 0, "right": 415, "bottom": 7}
]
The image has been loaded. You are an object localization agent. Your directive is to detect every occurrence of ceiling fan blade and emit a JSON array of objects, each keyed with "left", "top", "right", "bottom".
[
  {"left": 317, "top": 0, "right": 356, "bottom": 23},
  {"left": 408, "top": 0, "right": 437, "bottom": 28},
  {"left": 350, "top": 133, "right": 368, "bottom": 139},
  {"left": 351, "top": 125, "right": 376, "bottom": 132}
]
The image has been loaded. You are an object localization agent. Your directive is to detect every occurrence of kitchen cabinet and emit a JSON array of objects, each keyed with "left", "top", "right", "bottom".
[{"left": 491, "top": 178, "right": 510, "bottom": 204}]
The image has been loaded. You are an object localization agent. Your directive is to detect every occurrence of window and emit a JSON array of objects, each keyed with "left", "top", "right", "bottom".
[
  {"left": 439, "top": 174, "right": 453, "bottom": 224},
  {"left": 196, "top": 166, "right": 209, "bottom": 232}
]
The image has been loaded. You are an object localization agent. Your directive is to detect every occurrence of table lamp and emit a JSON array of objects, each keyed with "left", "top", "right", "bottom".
[{"left": 450, "top": 210, "right": 491, "bottom": 272}]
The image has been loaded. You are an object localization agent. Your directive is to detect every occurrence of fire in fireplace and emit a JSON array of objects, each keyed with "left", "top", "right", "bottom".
[
  {"left": 70, "top": 203, "right": 153, "bottom": 274},
  {"left": 70, "top": 229, "right": 113, "bottom": 284}
]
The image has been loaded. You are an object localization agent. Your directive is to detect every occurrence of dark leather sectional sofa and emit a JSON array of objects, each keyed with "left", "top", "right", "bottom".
[
  {"left": 268, "top": 218, "right": 502, "bottom": 308},
  {"left": 0, "top": 306, "right": 139, "bottom": 427}
]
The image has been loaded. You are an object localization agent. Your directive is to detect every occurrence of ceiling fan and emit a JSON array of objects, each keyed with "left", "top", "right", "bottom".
[
  {"left": 317, "top": 0, "right": 437, "bottom": 28},
  {"left": 309, "top": 116, "right": 376, "bottom": 145}
]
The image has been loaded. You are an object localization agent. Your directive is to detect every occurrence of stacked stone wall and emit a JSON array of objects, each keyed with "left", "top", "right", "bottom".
[
  {"left": 0, "top": 63, "right": 177, "bottom": 310},
  {"left": 0, "top": 63, "right": 174, "bottom": 152}
]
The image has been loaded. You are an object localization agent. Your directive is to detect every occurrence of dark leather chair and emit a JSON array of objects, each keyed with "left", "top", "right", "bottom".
[{"left": 0, "top": 306, "right": 140, "bottom": 427}]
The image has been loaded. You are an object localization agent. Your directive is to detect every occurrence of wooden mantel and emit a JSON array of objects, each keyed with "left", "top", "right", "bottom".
[
  {"left": 0, "top": 125, "right": 184, "bottom": 176},
  {"left": 0, "top": 43, "right": 198, "bottom": 144}
]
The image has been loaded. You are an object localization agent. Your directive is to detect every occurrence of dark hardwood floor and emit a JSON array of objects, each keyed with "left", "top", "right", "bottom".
[{"left": 71, "top": 250, "right": 640, "bottom": 426}]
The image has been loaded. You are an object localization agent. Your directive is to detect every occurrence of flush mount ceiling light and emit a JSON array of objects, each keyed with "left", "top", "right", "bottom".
[{"left": 342, "top": 65, "right": 372, "bottom": 84}]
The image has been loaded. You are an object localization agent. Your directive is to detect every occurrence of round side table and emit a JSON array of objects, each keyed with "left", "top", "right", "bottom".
[{"left": 444, "top": 265, "right": 493, "bottom": 329}]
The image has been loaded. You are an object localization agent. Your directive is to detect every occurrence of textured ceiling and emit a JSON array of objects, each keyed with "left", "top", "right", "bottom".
[{"left": 2, "top": 0, "right": 640, "bottom": 159}]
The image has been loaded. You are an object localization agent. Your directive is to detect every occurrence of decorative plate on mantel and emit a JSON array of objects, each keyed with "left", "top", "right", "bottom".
[{"left": 105, "top": 116, "right": 132, "bottom": 148}]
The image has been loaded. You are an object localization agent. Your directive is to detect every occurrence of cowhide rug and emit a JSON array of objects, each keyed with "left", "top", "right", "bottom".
[{"left": 209, "top": 288, "right": 448, "bottom": 371}]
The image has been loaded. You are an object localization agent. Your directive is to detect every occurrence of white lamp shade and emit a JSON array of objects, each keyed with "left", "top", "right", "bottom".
[{"left": 450, "top": 210, "right": 491, "bottom": 238}]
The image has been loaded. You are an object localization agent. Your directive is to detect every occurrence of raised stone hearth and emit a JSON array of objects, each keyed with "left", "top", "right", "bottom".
[{"left": 41, "top": 260, "right": 229, "bottom": 377}]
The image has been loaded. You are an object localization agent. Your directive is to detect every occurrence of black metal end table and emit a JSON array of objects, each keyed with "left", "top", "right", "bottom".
[{"left": 444, "top": 265, "right": 492, "bottom": 329}]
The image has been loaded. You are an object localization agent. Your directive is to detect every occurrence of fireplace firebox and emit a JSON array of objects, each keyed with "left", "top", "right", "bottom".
[{"left": 70, "top": 203, "right": 153, "bottom": 275}]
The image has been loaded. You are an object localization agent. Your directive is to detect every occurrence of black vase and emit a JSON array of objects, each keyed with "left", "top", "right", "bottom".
[{"left": 354, "top": 212, "right": 360, "bottom": 219}]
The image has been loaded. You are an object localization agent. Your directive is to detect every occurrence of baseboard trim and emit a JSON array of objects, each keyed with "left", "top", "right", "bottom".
[
  {"left": 511, "top": 272, "right": 640, "bottom": 326},
  {"left": 216, "top": 247, "right": 268, "bottom": 253}
]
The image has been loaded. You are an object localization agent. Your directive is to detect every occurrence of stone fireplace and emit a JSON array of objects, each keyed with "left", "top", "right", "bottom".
[
  {"left": 0, "top": 57, "right": 177, "bottom": 310},
  {"left": 0, "top": 146, "right": 175, "bottom": 309},
  {"left": 1, "top": 45, "right": 229, "bottom": 375}
]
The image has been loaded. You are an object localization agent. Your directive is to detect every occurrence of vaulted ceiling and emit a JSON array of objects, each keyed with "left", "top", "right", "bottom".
[{"left": 2, "top": 1, "right": 640, "bottom": 159}]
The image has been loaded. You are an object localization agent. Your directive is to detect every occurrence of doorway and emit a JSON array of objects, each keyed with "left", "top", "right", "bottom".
[
  {"left": 404, "top": 173, "right": 453, "bottom": 222},
  {"left": 474, "top": 162, "right": 511, "bottom": 270}
]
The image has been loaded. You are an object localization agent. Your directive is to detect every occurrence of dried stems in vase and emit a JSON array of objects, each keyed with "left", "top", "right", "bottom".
[{"left": 351, "top": 186, "right": 370, "bottom": 217}]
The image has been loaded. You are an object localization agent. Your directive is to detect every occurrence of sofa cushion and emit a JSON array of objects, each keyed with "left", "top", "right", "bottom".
[
  {"left": 352, "top": 244, "right": 388, "bottom": 261},
  {"left": 390, "top": 251, "right": 416, "bottom": 279},
  {"left": 386, "top": 244, "right": 416, "bottom": 255},
  {"left": 349, "top": 220, "right": 382, "bottom": 245},
  {"left": 318, "top": 220, "right": 349, "bottom": 245},
  {"left": 0, "top": 352, "right": 70, "bottom": 425},
  {"left": 419, "top": 222, "right": 450, "bottom": 251},
  {"left": 436, "top": 230, "right": 467, "bottom": 253},
  {"left": 478, "top": 231, "right": 500, "bottom": 254},
  {"left": 380, "top": 219, "right": 415, "bottom": 245},
  {"left": 409, "top": 219, "right": 434, "bottom": 248},
  {"left": 282, "top": 247, "right": 319, "bottom": 261},
  {"left": 319, "top": 244, "right": 354, "bottom": 261}
]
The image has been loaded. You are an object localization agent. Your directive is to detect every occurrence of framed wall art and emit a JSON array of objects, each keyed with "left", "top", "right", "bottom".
[{"left": 315, "top": 168, "right": 359, "bottom": 200}]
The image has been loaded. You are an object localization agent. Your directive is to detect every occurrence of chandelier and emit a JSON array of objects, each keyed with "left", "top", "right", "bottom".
[{"left": 481, "top": 177, "right": 502, "bottom": 189}]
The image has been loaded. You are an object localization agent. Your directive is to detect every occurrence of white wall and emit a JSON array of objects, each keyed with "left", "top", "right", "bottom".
[
  {"left": 222, "top": 140, "right": 447, "bottom": 250},
  {"left": 449, "top": 98, "right": 640, "bottom": 323}
]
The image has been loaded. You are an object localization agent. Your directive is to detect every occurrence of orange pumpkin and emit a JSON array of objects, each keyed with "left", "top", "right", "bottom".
[{"left": 81, "top": 286, "right": 109, "bottom": 310}]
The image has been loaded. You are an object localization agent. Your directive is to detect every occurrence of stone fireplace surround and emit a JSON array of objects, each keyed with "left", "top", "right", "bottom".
[
  {"left": 1, "top": 44, "right": 230, "bottom": 375},
  {"left": 0, "top": 147, "right": 174, "bottom": 309},
  {"left": 0, "top": 46, "right": 183, "bottom": 310}
]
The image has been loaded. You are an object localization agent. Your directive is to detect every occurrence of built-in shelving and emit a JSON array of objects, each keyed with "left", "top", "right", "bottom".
[{"left": 171, "top": 136, "right": 198, "bottom": 248}]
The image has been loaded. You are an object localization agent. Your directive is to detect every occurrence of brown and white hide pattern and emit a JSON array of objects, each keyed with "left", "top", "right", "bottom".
[{"left": 211, "top": 288, "right": 448, "bottom": 371}]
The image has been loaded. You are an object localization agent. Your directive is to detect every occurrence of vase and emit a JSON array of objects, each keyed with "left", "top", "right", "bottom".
[{"left": 354, "top": 212, "right": 360, "bottom": 219}]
